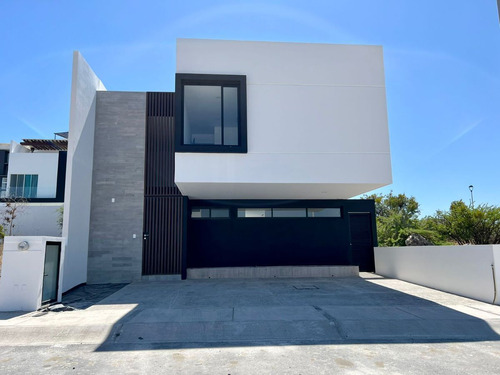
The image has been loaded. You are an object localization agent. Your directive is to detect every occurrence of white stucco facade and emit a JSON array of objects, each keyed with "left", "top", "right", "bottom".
[
  {"left": 62, "top": 51, "right": 105, "bottom": 292},
  {"left": 6, "top": 141, "right": 59, "bottom": 198},
  {"left": 175, "top": 39, "right": 392, "bottom": 199}
]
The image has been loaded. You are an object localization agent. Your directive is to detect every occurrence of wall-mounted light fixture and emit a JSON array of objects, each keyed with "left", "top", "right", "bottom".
[{"left": 18, "top": 241, "right": 30, "bottom": 251}]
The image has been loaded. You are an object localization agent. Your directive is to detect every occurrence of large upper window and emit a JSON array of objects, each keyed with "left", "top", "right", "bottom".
[
  {"left": 9, "top": 174, "right": 38, "bottom": 198},
  {"left": 175, "top": 74, "right": 247, "bottom": 153}
]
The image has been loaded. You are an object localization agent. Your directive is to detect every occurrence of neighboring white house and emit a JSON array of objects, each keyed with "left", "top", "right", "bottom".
[
  {"left": 0, "top": 138, "right": 67, "bottom": 237},
  {"left": 62, "top": 39, "right": 392, "bottom": 291},
  {"left": 6, "top": 140, "right": 60, "bottom": 199}
]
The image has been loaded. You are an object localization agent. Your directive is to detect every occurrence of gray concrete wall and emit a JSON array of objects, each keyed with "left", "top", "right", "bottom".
[
  {"left": 187, "top": 266, "right": 358, "bottom": 279},
  {"left": 87, "top": 91, "right": 146, "bottom": 284}
]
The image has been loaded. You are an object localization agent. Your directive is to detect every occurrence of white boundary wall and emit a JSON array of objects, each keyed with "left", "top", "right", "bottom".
[
  {"left": 62, "top": 51, "right": 105, "bottom": 292},
  {"left": 375, "top": 245, "right": 500, "bottom": 305},
  {"left": 0, "top": 236, "right": 66, "bottom": 311},
  {"left": 0, "top": 203, "right": 62, "bottom": 237}
]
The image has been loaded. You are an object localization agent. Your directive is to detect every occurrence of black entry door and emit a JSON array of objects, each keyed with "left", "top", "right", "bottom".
[
  {"left": 42, "top": 242, "right": 61, "bottom": 304},
  {"left": 348, "top": 213, "right": 375, "bottom": 272}
]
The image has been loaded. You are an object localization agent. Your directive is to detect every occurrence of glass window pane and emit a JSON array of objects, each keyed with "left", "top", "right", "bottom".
[
  {"left": 24, "top": 175, "right": 32, "bottom": 198},
  {"left": 31, "top": 175, "right": 38, "bottom": 198},
  {"left": 211, "top": 208, "right": 230, "bottom": 218},
  {"left": 223, "top": 87, "right": 238, "bottom": 146},
  {"left": 237, "top": 208, "right": 272, "bottom": 218},
  {"left": 184, "top": 85, "right": 222, "bottom": 145},
  {"left": 307, "top": 208, "right": 341, "bottom": 218},
  {"left": 9, "top": 175, "right": 16, "bottom": 197},
  {"left": 1, "top": 177, "right": 6, "bottom": 198},
  {"left": 191, "top": 208, "right": 210, "bottom": 218},
  {"left": 273, "top": 208, "right": 307, "bottom": 218},
  {"left": 10, "top": 174, "right": 18, "bottom": 188},
  {"left": 14, "top": 174, "right": 24, "bottom": 197}
]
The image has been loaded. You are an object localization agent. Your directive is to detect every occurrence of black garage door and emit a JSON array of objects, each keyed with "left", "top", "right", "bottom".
[{"left": 186, "top": 200, "right": 376, "bottom": 271}]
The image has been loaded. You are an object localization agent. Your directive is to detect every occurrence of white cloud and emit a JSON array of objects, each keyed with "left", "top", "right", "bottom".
[
  {"left": 432, "top": 119, "right": 483, "bottom": 156},
  {"left": 17, "top": 117, "right": 48, "bottom": 138}
]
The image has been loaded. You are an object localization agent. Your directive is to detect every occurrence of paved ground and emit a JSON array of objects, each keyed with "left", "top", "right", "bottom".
[
  {"left": 1, "top": 274, "right": 500, "bottom": 373},
  {"left": 60, "top": 283, "right": 129, "bottom": 309}
]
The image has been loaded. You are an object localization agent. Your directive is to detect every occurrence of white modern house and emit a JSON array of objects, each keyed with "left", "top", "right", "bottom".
[
  {"left": 61, "top": 39, "right": 392, "bottom": 292},
  {"left": 0, "top": 138, "right": 66, "bottom": 237},
  {"left": 3, "top": 139, "right": 66, "bottom": 199},
  {"left": 0, "top": 138, "right": 67, "bottom": 310}
]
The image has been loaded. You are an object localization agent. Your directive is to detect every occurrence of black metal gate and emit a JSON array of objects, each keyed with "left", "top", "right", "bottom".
[{"left": 143, "top": 92, "right": 187, "bottom": 277}]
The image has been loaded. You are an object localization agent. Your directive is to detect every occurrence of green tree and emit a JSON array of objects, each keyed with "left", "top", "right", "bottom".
[
  {"left": 417, "top": 215, "right": 453, "bottom": 245},
  {"left": 364, "top": 192, "right": 421, "bottom": 246},
  {"left": 434, "top": 201, "right": 500, "bottom": 245},
  {"left": 2, "top": 197, "right": 27, "bottom": 236}
]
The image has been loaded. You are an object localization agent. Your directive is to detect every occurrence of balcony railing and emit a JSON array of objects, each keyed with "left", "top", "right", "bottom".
[{"left": 0, "top": 188, "right": 55, "bottom": 200}]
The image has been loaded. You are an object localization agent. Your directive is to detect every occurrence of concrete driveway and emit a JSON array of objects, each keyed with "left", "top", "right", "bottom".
[{"left": 1, "top": 274, "right": 500, "bottom": 373}]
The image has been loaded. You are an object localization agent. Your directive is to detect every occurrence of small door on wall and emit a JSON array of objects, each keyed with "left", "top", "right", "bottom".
[
  {"left": 349, "top": 213, "right": 375, "bottom": 272},
  {"left": 42, "top": 242, "right": 61, "bottom": 304}
]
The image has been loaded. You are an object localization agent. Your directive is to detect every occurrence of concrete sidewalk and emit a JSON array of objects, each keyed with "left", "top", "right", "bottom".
[{"left": 1, "top": 274, "right": 500, "bottom": 373}]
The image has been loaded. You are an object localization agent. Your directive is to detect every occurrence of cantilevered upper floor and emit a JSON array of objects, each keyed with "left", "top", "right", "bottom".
[{"left": 174, "top": 39, "right": 392, "bottom": 199}]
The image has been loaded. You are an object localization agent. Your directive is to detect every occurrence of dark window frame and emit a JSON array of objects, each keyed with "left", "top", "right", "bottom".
[
  {"left": 307, "top": 207, "right": 342, "bottom": 219},
  {"left": 237, "top": 208, "right": 273, "bottom": 219},
  {"left": 235, "top": 207, "right": 343, "bottom": 219},
  {"left": 191, "top": 207, "right": 231, "bottom": 220},
  {"left": 9, "top": 173, "right": 39, "bottom": 198},
  {"left": 175, "top": 73, "right": 247, "bottom": 153},
  {"left": 191, "top": 207, "right": 211, "bottom": 219}
]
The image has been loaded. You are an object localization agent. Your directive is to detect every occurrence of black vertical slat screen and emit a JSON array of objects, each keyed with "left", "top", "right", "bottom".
[{"left": 143, "top": 92, "right": 185, "bottom": 275}]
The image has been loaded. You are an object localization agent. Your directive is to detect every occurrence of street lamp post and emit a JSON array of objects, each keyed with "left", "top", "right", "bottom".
[{"left": 469, "top": 185, "right": 474, "bottom": 209}]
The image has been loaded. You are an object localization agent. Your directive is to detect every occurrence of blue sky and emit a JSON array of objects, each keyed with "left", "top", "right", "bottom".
[{"left": 1, "top": 1, "right": 499, "bottom": 216}]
